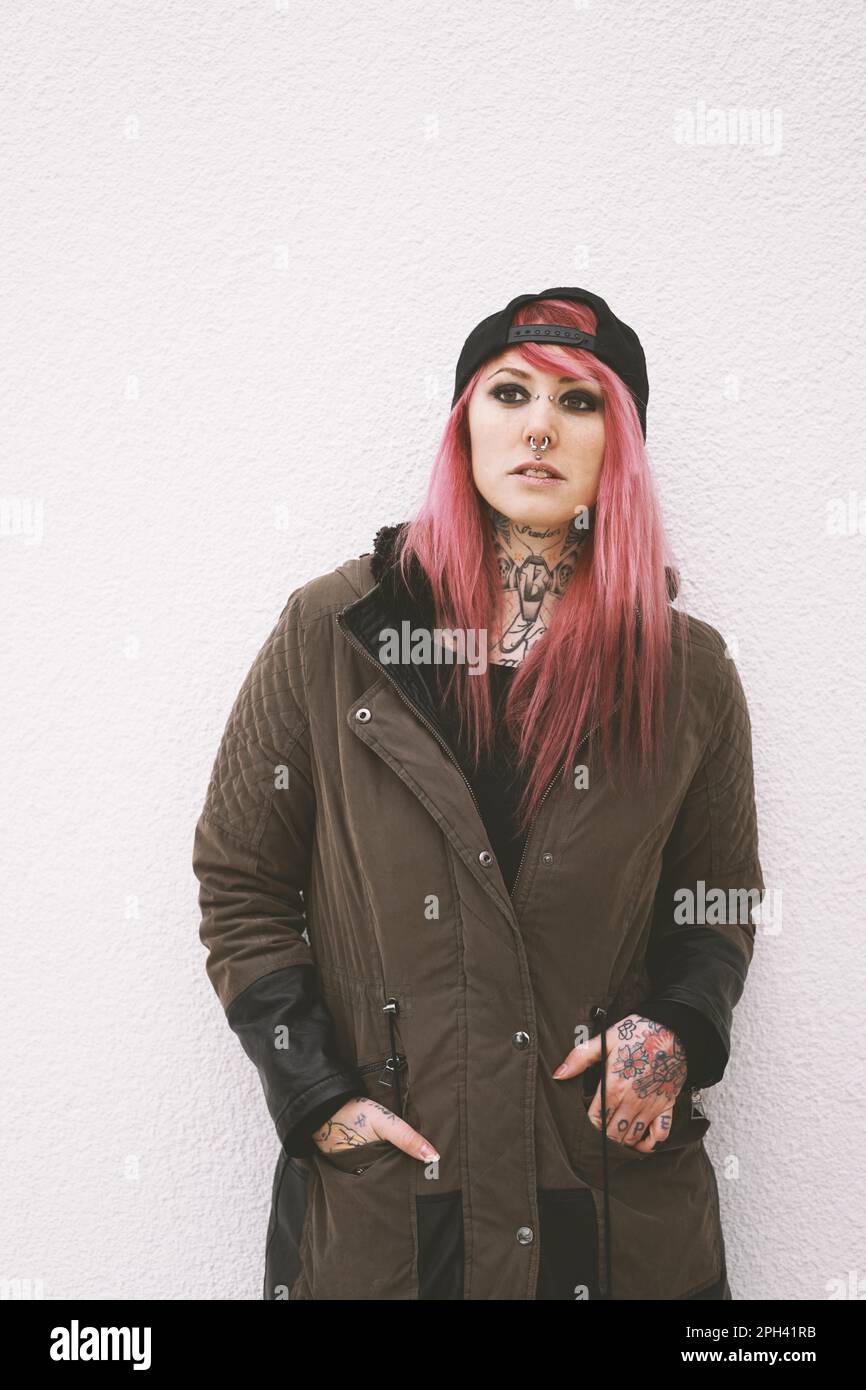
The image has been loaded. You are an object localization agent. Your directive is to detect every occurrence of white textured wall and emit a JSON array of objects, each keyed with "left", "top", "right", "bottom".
[{"left": 3, "top": 0, "right": 864, "bottom": 1301}]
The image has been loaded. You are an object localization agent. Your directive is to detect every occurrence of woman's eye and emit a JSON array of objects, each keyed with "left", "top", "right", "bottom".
[
  {"left": 491, "top": 384, "right": 600, "bottom": 411},
  {"left": 491, "top": 384, "right": 528, "bottom": 404}
]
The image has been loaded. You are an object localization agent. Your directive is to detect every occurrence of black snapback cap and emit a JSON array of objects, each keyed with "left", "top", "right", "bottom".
[{"left": 451, "top": 285, "right": 649, "bottom": 439}]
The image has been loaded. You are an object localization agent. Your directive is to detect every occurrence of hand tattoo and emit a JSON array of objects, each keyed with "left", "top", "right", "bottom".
[
  {"left": 312, "top": 1096, "right": 396, "bottom": 1150},
  {"left": 611, "top": 1015, "right": 687, "bottom": 1104}
]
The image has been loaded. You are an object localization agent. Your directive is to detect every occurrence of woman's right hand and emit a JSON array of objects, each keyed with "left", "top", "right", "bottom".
[{"left": 312, "top": 1095, "right": 440, "bottom": 1164}]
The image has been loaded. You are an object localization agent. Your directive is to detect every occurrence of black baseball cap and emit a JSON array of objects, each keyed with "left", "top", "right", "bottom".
[{"left": 451, "top": 285, "right": 649, "bottom": 439}]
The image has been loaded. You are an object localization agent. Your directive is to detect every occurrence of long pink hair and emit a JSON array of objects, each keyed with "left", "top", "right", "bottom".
[{"left": 395, "top": 296, "right": 689, "bottom": 841}]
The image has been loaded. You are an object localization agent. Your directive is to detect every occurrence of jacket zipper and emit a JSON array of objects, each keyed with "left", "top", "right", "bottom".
[
  {"left": 337, "top": 610, "right": 485, "bottom": 822},
  {"left": 357, "top": 1054, "right": 408, "bottom": 1085},
  {"left": 382, "top": 996, "right": 407, "bottom": 1115},
  {"left": 509, "top": 690, "right": 624, "bottom": 901}
]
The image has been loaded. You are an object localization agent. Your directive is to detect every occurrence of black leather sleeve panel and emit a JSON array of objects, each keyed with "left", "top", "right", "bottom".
[{"left": 225, "top": 963, "right": 366, "bottom": 1159}]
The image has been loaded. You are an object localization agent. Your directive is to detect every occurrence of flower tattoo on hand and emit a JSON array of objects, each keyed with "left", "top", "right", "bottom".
[{"left": 551, "top": 1013, "right": 688, "bottom": 1150}]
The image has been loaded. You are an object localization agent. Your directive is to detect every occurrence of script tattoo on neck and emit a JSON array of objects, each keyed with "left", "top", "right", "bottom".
[{"left": 487, "top": 506, "right": 590, "bottom": 664}]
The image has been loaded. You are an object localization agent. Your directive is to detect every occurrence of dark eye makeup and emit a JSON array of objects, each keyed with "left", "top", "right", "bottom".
[{"left": 490, "top": 382, "right": 602, "bottom": 411}]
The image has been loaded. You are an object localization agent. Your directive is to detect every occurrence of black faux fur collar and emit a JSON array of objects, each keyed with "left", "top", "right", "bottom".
[
  {"left": 367, "top": 522, "right": 436, "bottom": 624},
  {"left": 369, "top": 522, "right": 411, "bottom": 586}
]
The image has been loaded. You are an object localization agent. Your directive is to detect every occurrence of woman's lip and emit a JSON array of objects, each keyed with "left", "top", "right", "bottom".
[
  {"left": 510, "top": 464, "right": 565, "bottom": 479},
  {"left": 509, "top": 468, "right": 565, "bottom": 484}
]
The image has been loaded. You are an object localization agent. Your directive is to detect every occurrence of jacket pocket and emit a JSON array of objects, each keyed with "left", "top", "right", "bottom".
[
  {"left": 577, "top": 1098, "right": 654, "bottom": 1162},
  {"left": 577, "top": 1065, "right": 711, "bottom": 1158},
  {"left": 576, "top": 1067, "right": 654, "bottom": 1162},
  {"left": 576, "top": 1002, "right": 711, "bottom": 1161},
  {"left": 316, "top": 1137, "right": 396, "bottom": 1174},
  {"left": 313, "top": 1054, "right": 410, "bottom": 1171},
  {"left": 302, "top": 1139, "right": 417, "bottom": 1299}
]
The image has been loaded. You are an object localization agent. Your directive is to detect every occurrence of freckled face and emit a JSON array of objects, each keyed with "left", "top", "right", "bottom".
[{"left": 467, "top": 353, "right": 606, "bottom": 528}]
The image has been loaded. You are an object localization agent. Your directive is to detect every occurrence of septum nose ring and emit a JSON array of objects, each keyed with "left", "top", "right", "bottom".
[{"left": 529, "top": 434, "right": 550, "bottom": 459}]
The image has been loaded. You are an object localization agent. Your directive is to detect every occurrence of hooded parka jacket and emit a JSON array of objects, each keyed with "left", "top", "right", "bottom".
[{"left": 192, "top": 522, "right": 765, "bottom": 1301}]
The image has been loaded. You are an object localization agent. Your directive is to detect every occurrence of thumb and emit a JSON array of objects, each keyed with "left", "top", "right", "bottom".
[{"left": 552, "top": 1032, "right": 602, "bottom": 1079}]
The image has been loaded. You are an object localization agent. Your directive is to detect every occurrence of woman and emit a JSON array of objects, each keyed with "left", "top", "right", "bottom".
[{"left": 192, "top": 287, "right": 764, "bottom": 1301}]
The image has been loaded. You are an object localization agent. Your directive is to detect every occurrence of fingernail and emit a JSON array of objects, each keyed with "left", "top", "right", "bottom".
[
  {"left": 552, "top": 1065, "right": 568, "bottom": 1078},
  {"left": 420, "top": 1144, "right": 440, "bottom": 1161}
]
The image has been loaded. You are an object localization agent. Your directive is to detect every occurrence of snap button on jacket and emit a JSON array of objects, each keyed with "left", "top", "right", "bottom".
[{"left": 192, "top": 524, "right": 764, "bottom": 1301}]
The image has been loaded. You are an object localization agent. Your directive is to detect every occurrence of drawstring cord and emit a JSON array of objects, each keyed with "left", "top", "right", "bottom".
[
  {"left": 591, "top": 1004, "right": 613, "bottom": 1300},
  {"left": 382, "top": 997, "right": 404, "bottom": 1117}
]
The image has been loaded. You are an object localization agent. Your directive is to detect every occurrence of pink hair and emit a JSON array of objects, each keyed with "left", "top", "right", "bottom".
[{"left": 396, "top": 297, "right": 689, "bottom": 842}]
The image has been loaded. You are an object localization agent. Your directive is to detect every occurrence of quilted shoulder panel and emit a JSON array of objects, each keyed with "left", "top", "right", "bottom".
[
  {"left": 201, "top": 587, "right": 310, "bottom": 850},
  {"left": 200, "top": 554, "right": 376, "bottom": 850}
]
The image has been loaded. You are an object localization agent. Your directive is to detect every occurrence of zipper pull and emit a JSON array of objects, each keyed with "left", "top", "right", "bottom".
[
  {"left": 377, "top": 1054, "right": 407, "bottom": 1089},
  {"left": 380, "top": 997, "right": 408, "bottom": 1107},
  {"left": 690, "top": 1088, "right": 706, "bottom": 1119}
]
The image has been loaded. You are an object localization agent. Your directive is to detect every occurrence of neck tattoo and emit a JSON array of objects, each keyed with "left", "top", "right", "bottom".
[{"left": 487, "top": 506, "right": 590, "bottom": 665}]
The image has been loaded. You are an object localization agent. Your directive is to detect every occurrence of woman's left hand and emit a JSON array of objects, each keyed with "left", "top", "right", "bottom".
[{"left": 551, "top": 1013, "right": 688, "bottom": 1151}]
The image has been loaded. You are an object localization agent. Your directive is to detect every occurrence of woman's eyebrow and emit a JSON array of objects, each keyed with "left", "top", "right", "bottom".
[{"left": 486, "top": 366, "right": 599, "bottom": 387}]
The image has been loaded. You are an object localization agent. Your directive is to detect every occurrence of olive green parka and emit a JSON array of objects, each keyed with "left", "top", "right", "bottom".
[{"left": 192, "top": 523, "right": 764, "bottom": 1300}]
